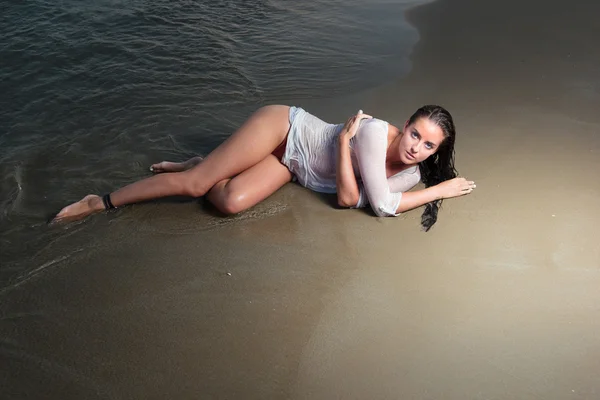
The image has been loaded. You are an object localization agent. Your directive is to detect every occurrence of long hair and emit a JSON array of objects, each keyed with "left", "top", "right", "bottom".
[{"left": 408, "top": 105, "right": 458, "bottom": 231}]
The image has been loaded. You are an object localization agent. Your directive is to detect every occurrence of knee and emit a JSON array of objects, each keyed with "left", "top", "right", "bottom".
[{"left": 217, "top": 189, "right": 248, "bottom": 215}]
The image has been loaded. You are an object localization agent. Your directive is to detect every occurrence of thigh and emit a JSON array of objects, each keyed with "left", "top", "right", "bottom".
[
  {"left": 181, "top": 105, "right": 291, "bottom": 196},
  {"left": 207, "top": 155, "right": 293, "bottom": 214}
]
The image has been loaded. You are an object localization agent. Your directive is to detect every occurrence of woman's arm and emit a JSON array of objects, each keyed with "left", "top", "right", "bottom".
[
  {"left": 336, "top": 134, "right": 360, "bottom": 207},
  {"left": 354, "top": 119, "right": 475, "bottom": 216},
  {"left": 394, "top": 186, "right": 441, "bottom": 213},
  {"left": 353, "top": 119, "right": 403, "bottom": 216},
  {"left": 395, "top": 177, "right": 475, "bottom": 213},
  {"left": 336, "top": 110, "right": 372, "bottom": 207}
]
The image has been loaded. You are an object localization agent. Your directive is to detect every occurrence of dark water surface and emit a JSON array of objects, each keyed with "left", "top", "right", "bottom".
[{"left": 1, "top": 0, "right": 423, "bottom": 285}]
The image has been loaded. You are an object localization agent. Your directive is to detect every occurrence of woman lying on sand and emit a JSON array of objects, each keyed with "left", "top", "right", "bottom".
[{"left": 54, "top": 105, "right": 475, "bottom": 231}]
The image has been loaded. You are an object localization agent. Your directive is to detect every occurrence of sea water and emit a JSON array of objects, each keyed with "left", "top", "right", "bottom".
[{"left": 0, "top": 0, "right": 429, "bottom": 285}]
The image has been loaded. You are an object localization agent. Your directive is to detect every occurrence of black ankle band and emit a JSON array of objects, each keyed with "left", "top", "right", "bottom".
[{"left": 102, "top": 194, "right": 116, "bottom": 210}]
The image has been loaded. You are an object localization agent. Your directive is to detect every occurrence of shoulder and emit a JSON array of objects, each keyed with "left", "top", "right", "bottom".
[
  {"left": 354, "top": 118, "right": 389, "bottom": 141},
  {"left": 363, "top": 118, "right": 389, "bottom": 130}
]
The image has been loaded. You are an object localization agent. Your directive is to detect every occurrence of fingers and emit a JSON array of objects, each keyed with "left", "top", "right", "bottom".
[
  {"left": 450, "top": 177, "right": 476, "bottom": 196},
  {"left": 456, "top": 177, "right": 476, "bottom": 187},
  {"left": 461, "top": 180, "right": 476, "bottom": 195},
  {"left": 342, "top": 110, "right": 374, "bottom": 137},
  {"left": 346, "top": 112, "right": 372, "bottom": 127},
  {"left": 357, "top": 110, "right": 373, "bottom": 120}
]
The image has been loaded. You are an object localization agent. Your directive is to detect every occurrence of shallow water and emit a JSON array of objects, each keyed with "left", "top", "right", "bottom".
[{"left": 0, "top": 0, "right": 426, "bottom": 286}]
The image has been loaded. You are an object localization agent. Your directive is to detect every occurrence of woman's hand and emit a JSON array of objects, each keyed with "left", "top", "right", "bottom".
[
  {"left": 340, "top": 110, "right": 373, "bottom": 140},
  {"left": 435, "top": 177, "right": 476, "bottom": 199}
]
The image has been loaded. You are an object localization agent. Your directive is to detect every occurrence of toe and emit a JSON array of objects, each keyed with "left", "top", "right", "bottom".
[
  {"left": 50, "top": 207, "right": 70, "bottom": 223},
  {"left": 56, "top": 205, "right": 70, "bottom": 217},
  {"left": 150, "top": 163, "right": 162, "bottom": 173}
]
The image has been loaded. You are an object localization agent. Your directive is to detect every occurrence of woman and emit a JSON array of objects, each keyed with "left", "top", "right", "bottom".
[{"left": 54, "top": 104, "right": 475, "bottom": 230}]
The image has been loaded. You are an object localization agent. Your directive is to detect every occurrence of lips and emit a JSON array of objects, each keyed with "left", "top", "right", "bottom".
[{"left": 405, "top": 151, "right": 416, "bottom": 161}]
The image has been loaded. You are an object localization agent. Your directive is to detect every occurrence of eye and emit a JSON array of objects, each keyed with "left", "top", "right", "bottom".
[
  {"left": 411, "top": 130, "right": 419, "bottom": 138},
  {"left": 424, "top": 142, "right": 434, "bottom": 150}
]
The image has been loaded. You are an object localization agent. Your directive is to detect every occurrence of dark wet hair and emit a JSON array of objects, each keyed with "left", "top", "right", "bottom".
[{"left": 408, "top": 105, "right": 458, "bottom": 231}]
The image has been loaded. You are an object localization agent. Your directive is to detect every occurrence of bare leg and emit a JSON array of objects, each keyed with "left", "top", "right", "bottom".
[
  {"left": 206, "top": 154, "right": 292, "bottom": 214},
  {"left": 150, "top": 156, "right": 203, "bottom": 174},
  {"left": 53, "top": 105, "right": 291, "bottom": 222}
]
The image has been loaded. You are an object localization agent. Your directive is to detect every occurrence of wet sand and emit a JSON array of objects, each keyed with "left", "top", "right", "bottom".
[{"left": 2, "top": 0, "right": 600, "bottom": 398}]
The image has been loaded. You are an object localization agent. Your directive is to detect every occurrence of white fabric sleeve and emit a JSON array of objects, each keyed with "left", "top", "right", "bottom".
[
  {"left": 352, "top": 119, "right": 403, "bottom": 217},
  {"left": 353, "top": 167, "right": 421, "bottom": 209},
  {"left": 388, "top": 167, "right": 421, "bottom": 193},
  {"left": 353, "top": 181, "right": 368, "bottom": 208}
]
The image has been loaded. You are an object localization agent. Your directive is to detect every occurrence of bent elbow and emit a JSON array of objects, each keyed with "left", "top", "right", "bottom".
[
  {"left": 337, "top": 195, "right": 359, "bottom": 208},
  {"left": 372, "top": 204, "right": 399, "bottom": 217},
  {"left": 372, "top": 209, "right": 388, "bottom": 217}
]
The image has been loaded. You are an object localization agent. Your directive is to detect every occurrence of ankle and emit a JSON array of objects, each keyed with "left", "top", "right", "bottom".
[{"left": 89, "top": 195, "right": 106, "bottom": 212}]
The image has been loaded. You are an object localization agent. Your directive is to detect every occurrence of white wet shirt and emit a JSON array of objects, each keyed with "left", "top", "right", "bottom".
[
  {"left": 281, "top": 107, "right": 420, "bottom": 217},
  {"left": 351, "top": 118, "right": 421, "bottom": 216}
]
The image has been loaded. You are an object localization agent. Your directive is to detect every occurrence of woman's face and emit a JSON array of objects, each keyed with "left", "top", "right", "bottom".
[{"left": 398, "top": 117, "right": 445, "bottom": 165}]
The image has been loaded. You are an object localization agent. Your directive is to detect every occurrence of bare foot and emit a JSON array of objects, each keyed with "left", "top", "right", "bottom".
[
  {"left": 150, "top": 156, "right": 203, "bottom": 174},
  {"left": 52, "top": 194, "right": 105, "bottom": 223}
]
